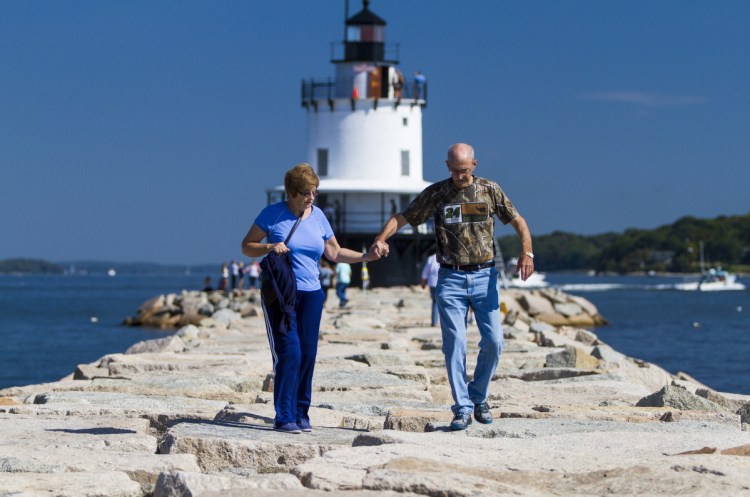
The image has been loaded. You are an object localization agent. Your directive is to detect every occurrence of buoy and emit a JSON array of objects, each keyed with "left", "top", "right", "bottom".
[{"left": 692, "top": 322, "right": 701, "bottom": 329}]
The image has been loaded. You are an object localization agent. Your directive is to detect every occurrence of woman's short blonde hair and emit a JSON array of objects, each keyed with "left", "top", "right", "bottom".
[{"left": 284, "top": 163, "right": 319, "bottom": 197}]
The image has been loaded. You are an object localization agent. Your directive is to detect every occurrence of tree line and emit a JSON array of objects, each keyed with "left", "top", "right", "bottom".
[
  {"left": 0, "top": 258, "right": 64, "bottom": 274},
  {"left": 497, "top": 213, "right": 750, "bottom": 274}
]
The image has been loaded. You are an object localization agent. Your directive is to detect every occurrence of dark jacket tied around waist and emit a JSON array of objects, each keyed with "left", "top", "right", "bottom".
[{"left": 260, "top": 252, "right": 297, "bottom": 334}]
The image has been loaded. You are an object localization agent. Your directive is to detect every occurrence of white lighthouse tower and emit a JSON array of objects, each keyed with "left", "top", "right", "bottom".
[{"left": 269, "top": 0, "right": 434, "bottom": 286}]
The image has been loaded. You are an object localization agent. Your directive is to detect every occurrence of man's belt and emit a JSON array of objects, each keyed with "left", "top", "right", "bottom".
[{"left": 439, "top": 261, "right": 495, "bottom": 271}]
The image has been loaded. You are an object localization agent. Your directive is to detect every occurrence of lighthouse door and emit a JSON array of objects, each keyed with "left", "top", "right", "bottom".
[{"left": 368, "top": 68, "right": 381, "bottom": 99}]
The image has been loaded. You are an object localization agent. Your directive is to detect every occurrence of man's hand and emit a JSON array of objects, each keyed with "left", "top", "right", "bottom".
[{"left": 518, "top": 254, "right": 534, "bottom": 281}]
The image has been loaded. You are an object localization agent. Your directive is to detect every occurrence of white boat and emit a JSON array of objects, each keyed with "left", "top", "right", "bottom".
[
  {"left": 500, "top": 257, "right": 550, "bottom": 289},
  {"left": 673, "top": 241, "right": 745, "bottom": 291},
  {"left": 674, "top": 269, "right": 745, "bottom": 291},
  {"left": 507, "top": 271, "right": 549, "bottom": 289},
  {"left": 107, "top": 268, "right": 116, "bottom": 277}
]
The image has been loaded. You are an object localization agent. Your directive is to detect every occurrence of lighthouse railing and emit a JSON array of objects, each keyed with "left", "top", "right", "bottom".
[{"left": 301, "top": 77, "right": 427, "bottom": 106}]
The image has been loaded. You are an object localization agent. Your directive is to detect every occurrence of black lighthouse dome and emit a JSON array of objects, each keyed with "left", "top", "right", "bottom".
[{"left": 344, "top": 0, "right": 387, "bottom": 62}]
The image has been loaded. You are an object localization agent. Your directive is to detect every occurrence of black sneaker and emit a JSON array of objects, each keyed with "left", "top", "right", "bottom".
[
  {"left": 449, "top": 411, "right": 472, "bottom": 431},
  {"left": 474, "top": 402, "right": 493, "bottom": 424}
]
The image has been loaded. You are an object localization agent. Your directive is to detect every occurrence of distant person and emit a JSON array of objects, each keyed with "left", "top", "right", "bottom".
[
  {"left": 240, "top": 162, "right": 380, "bottom": 434},
  {"left": 370, "top": 142, "right": 534, "bottom": 431},
  {"left": 318, "top": 260, "right": 334, "bottom": 306},
  {"left": 218, "top": 262, "right": 229, "bottom": 291},
  {"left": 230, "top": 260, "right": 240, "bottom": 290},
  {"left": 390, "top": 198, "right": 398, "bottom": 217},
  {"left": 237, "top": 261, "right": 245, "bottom": 290},
  {"left": 335, "top": 262, "right": 352, "bottom": 307},
  {"left": 421, "top": 251, "right": 440, "bottom": 327},
  {"left": 414, "top": 70, "right": 426, "bottom": 100},
  {"left": 392, "top": 68, "right": 405, "bottom": 98},
  {"left": 202, "top": 276, "right": 214, "bottom": 292},
  {"left": 246, "top": 260, "right": 260, "bottom": 289}
]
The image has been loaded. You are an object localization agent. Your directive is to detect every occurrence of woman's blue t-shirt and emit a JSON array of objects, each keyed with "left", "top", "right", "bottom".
[{"left": 253, "top": 202, "right": 334, "bottom": 291}]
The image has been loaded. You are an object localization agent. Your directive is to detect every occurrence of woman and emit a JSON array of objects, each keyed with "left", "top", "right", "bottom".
[{"left": 241, "top": 163, "right": 379, "bottom": 433}]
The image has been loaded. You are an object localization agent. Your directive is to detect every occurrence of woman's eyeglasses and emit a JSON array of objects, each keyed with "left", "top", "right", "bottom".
[{"left": 298, "top": 189, "right": 319, "bottom": 198}]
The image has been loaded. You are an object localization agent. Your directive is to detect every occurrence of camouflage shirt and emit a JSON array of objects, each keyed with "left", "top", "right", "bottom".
[{"left": 402, "top": 176, "right": 518, "bottom": 266}]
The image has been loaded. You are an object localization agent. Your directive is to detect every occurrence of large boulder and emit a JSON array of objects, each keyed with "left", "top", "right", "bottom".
[
  {"left": 737, "top": 402, "right": 750, "bottom": 426},
  {"left": 636, "top": 384, "right": 729, "bottom": 412},
  {"left": 545, "top": 345, "right": 601, "bottom": 370},
  {"left": 519, "top": 293, "right": 557, "bottom": 316},
  {"left": 126, "top": 335, "right": 186, "bottom": 354}
]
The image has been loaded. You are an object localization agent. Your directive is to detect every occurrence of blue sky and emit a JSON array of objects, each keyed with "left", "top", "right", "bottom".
[{"left": 1, "top": 1, "right": 748, "bottom": 265}]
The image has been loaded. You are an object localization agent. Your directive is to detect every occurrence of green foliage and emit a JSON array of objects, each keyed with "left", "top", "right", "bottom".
[
  {"left": 0, "top": 258, "right": 64, "bottom": 274},
  {"left": 496, "top": 212, "right": 750, "bottom": 273}
]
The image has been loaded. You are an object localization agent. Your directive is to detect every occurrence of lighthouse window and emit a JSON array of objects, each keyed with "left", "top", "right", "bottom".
[
  {"left": 317, "top": 148, "right": 329, "bottom": 176},
  {"left": 401, "top": 150, "right": 410, "bottom": 176},
  {"left": 347, "top": 25, "right": 384, "bottom": 43}
]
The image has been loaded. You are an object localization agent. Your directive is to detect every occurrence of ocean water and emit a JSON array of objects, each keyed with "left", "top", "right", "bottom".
[
  {"left": 0, "top": 274, "right": 194, "bottom": 390},
  {"left": 548, "top": 273, "right": 750, "bottom": 395},
  {"left": 1, "top": 273, "right": 749, "bottom": 395}
]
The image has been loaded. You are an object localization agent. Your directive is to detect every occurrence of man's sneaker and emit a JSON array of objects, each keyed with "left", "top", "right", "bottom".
[
  {"left": 297, "top": 419, "right": 312, "bottom": 432},
  {"left": 273, "top": 422, "right": 302, "bottom": 434},
  {"left": 449, "top": 411, "right": 472, "bottom": 431},
  {"left": 474, "top": 402, "right": 493, "bottom": 424}
]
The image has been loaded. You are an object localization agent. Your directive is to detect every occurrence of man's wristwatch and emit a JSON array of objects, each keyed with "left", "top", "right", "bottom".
[{"left": 522, "top": 251, "right": 534, "bottom": 259}]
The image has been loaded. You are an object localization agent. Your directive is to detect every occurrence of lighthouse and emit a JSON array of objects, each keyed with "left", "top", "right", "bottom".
[{"left": 268, "top": 0, "right": 434, "bottom": 286}]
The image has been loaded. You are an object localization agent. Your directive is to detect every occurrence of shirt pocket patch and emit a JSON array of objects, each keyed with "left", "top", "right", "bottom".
[{"left": 443, "top": 202, "right": 489, "bottom": 224}]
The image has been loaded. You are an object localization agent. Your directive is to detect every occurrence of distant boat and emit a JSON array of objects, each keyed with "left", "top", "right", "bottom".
[
  {"left": 501, "top": 257, "right": 550, "bottom": 289},
  {"left": 107, "top": 268, "right": 116, "bottom": 277},
  {"left": 508, "top": 271, "right": 550, "bottom": 289},
  {"left": 674, "top": 269, "right": 745, "bottom": 291},
  {"left": 674, "top": 241, "right": 745, "bottom": 291}
]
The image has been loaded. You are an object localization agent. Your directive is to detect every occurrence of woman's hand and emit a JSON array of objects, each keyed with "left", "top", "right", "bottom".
[
  {"left": 271, "top": 242, "right": 290, "bottom": 255},
  {"left": 362, "top": 245, "right": 381, "bottom": 262}
]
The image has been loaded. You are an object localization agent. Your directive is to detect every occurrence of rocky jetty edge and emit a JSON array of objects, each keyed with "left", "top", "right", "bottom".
[{"left": 1, "top": 286, "right": 749, "bottom": 497}]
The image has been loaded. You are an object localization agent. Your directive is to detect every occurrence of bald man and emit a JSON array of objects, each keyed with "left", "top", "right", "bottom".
[{"left": 372, "top": 143, "right": 534, "bottom": 430}]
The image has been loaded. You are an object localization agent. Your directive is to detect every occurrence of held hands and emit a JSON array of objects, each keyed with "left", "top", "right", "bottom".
[
  {"left": 362, "top": 245, "right": 381, "bottom": 263},
  {"left": 361, "top": 241, "right": 391, "bottom": 263},
  {"left": 371, "top": 240, "right": 390, "bottom": 258}
]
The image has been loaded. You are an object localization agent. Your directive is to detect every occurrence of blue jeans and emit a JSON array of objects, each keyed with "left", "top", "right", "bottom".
[
  {"left": 263, "top": 289, "right": 325, "bottom": 425},
  {"left": 335, "top": 282, "right": 349, "bottom": 306},
  {"left": 436, "top": 267, "right": 503, "bottom": 415}
]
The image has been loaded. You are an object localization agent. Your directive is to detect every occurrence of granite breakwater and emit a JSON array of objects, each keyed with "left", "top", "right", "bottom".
[{"left": 1, "top": 286, "right": 749, "bottom": 496}]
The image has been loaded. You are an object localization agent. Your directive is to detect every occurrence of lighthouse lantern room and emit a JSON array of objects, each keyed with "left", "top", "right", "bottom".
[{"left": 269, "top": 0, "right": 433, "bottom": 287}]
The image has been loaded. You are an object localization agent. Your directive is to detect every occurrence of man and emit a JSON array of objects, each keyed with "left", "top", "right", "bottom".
[
  {"left": 230, "top": 260, "right": 240, "bottom": 290},
  {"left": 414, "top": 70, "right": 426, "bottom": 100},
  {"left": 420, "top": 251, "right": 440, "bottom": 327},
  {"left": 372, "top": 143, "right": 534, "bottom": 431},
  {"left": 335, "top": 261, "right": 351, "bottom": 307}
]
